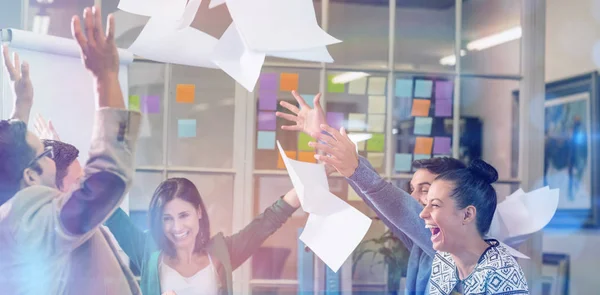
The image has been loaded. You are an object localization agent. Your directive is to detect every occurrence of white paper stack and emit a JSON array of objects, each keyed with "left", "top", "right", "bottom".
[
  {"left": 276, "top": 141, "right": 372, "bottom": 272},
  {"left": 488, "top": 186, "right": 560, "bottom": 259},
  {"left": 118, "top": 0, "right": 341, "bottom": 91}
]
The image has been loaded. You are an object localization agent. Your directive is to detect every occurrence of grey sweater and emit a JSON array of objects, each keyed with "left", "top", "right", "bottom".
[{"left": 347, "top": 156, "right": 435, "bottom": 295}]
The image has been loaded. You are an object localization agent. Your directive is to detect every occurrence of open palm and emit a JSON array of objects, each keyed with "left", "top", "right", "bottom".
[{"left": 276, "top": 90, "right": 326, "bottom": 136}]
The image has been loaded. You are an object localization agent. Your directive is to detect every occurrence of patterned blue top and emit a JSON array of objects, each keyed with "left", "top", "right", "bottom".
[{"left": 429, "top": 240, "right": 529, "bottom": 295}]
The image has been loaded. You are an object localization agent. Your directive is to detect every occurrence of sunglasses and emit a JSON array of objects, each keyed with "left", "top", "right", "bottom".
[{"left": 27, "top": 146, "right": 54, "bottom": 168}]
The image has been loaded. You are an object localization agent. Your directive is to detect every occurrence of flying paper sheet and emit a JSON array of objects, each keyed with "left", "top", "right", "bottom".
[
  {"left": 348, "top": 133, "right": 372, "bottom": 153},
  {"left": 175, "top": 0, "right": 203, "bottom": 29},
  {"left": 277, "top": 142, "right": 372, "bottom": 272},
  {"left": 209, "top": 0, "right": 226, "bottom": 8},
  {"left": 118, "top": 0, "right": 186, "bottom": 17},
  {"left": 226, "top": 0, "right": 341, "bottom": 52}
]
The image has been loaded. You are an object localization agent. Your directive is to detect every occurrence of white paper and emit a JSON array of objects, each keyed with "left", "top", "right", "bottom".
[
  {"left": 118, "top": 0, "right": 187, "bottom": 18},
  {"left": 129, "top": 17, "right": 218, "bottom": 69},
  {"left": 209, "top": 0, "right": 226, "bottom": 8},
  {"left": 211, "top": 23, "right": 266, "bottom": 92},
  {"left": 276, "top": 141, "right": 371, "bottom": 272},
  {"left": 226, "top": 0, "right": 341, "bottom": 52},
  {"left": 268, "top": 46, "right": 334, "bottom": 63},
  {"left": 175, "top": 0, "right": 203, "bottom": 29}
]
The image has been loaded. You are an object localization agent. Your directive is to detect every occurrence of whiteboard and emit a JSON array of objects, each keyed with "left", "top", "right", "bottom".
[{"left": 0, "top": 28, "right": 134, "bottom": 213}]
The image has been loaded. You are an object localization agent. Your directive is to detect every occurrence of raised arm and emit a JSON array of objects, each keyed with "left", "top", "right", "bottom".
[
  {"left": 225, "top": 189, "right": 299, "bottom": 270},
  {"left": 2, "top": 45, "right": 33, "bottom": 124},
  {"left": 105, "top": 208, "right": 152, "bottom": 270}
]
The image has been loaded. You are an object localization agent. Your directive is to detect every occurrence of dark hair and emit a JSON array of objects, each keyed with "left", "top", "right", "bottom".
[
  {"left": 435, "top": 159, "right": 499, "bottom": 236},
  {"left": 412, "top": 156, "right": 466, "bottom": 175},
  {"left": 148, "top": 178, "right": 210, "bottom": 258},
  {"left": 42, "top": 140, "right": 79, "bottom": 190},
  {"left": 0, "top": 120, "right": 39, "bottom": 205}
]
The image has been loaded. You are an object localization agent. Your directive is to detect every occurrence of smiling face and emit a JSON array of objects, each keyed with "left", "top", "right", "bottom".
[
  {"left": 419, "top": 179, "right": 470, "bottom": 252},
  {"left": 162, "top": 197, "right": 202, "bottom": 250},
  {"left": 409, "top": 168, "right": 438, "bottom": 206}
]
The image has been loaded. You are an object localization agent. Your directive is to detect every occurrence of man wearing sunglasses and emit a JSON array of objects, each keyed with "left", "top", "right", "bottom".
[{"left": 0, "top": 7, "right": 142, "bottom": 295}]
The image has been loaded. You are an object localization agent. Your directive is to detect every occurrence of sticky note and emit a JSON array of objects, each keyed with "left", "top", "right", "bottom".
[
  {"left": 178, "top": 119, "right": 196, "bottom": 138},
  {"left": 435, "top": 99, "right": 452, "bottom": 117},
  {"left": 396, "top": 96, "right": 412, "bottom": 120},
  {"left": 394, "top": 153, "right": 412, "bottom": 172},
  {"left": 348, "top": 185, "right": 362, "bottom": 201},
  {"left": 257, "top": 131, "right": 276, "bottom": 150},
  {"left": 301, "top": 94, "right": 315, "bottom": 108},
  {"left": 280, "top": 73, "right": 299, "bottom": 91},
  {"left": 367, "top": 114, "right": 385, "bottom": 133},
  {"left": 411, "top": 99, "right": 431, "bottom": 117},
  {"left": 414, "top": 137, "right": 433, "bottom": 154},
  {"left": 297, "top": 151, "right": 316, "bottom": 163},
  {"left": 367, "top": 133, "right": 385, "bottom": 152},
  {"left": 327, "top": 112, "right": 344, "bottom": 130},
  {"left": 128, "top": 95, "right": 140, "bottom": 112},
  {"left": 298, "top": 132, "right": 314, "bottom": 151},
  {"left": 258, "top": 92, "right": 277, "bottom": 111},
  {"left": 368, "top": 77, "right": 386, "bottom": 95},
  {"left": 348, "top": 113, "right": 367, "bottom": 131},
  {"left": 142, "top": 95, "right": 160, "bottom": 114},
  {"left": 260, "top": 73, "right": 278, "bottom": 91},
  {"left": 435, "top": 80, "right": 453, "bottom": 100},
  {"left": 413, "top": 154, "right": 431, "bottom": 161},
  {"left": 414, "top": 80, "right": 433, "bottom": 98},
  {"left": 368, "top": 96, "right": 386, "bottom": 114},
  {"left": 176, "top": 84, "right": 195, "bottom": 103},
  {"left": 356, "top": 140, "right": 366, "bottom": 151},
  {"left": 367, "top": 152, "right": 385, "bottom": 168},
  {"left": 348, "top": 77, "right": 367, "bottom": 95},
  {"left": 395, "top": 79, "right": 413, "bottom": 97},
  {"left": 258, "top": 111, "right": 276, "bottom": 131},
  {"left": 433, "top": 136, "right": 452, "bottom": 154},
  {"left": 277, "top": 151, "right": 297, "bottom": 168},
  {"left": 327, "top": 74, "right": 345, "bottom": 93},
  {"left": 413, "top": 117, "right": 433, "bottom": 135}
]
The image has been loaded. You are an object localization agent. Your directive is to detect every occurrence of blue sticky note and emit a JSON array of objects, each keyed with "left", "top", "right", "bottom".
[
  {"left": 394, "top": 153, "right": 412, "bottom": 172},
  {"left": 301, "top": 94, "right": 315, "bottom": 108},
  {"left": 414, "top": 117, "right": 433, "bottom": 135},
  {"left": 395, "top": 79, "right": 413, "bottom": 98},
  {"left": 178, "top": 119, "right": 196, "bottom": 138},
  {"left": 413, "top": 154, "right": 431, "bottom": 161},
  {"left": 257, "top": 131, "right": 276, "bottom": 150},
  {"left": 414, "top": 79, "right": 433, "bottom": 98}
]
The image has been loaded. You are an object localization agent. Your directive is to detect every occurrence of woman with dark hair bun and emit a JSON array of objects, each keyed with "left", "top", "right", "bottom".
[{"left": 420, "top": 159, "right": 529, "bottom": 295}]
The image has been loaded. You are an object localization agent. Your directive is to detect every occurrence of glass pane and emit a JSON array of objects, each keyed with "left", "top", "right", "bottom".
[
  {"left": 27, "top": 1, "right": 94, "bottom": 38},
  {"left": 326, "top": 71, "right": 389, "bottom": 174},
  {"left": 167, "top": 172, "right": 234, "bottom": 236},
  {"left": 168, "top": 66, "right": 235, "bottom": 168},
  {"left": 251, "top": 285, "right": 297, "bottom": 295},
  {"left": 328, "top": 0, "right": 389, "bottom": 67},
  {"left": 395, "top": 1, "right": 455, "bottom": 72},
  {"left": 129, "top": 171, "right": 164, "bottom": 212},
  {"left": 129, "top": 61, "right": 166, "bottom": 166},
  {"left": 460, "top": 0, "right": 522, "bottom": 75},
  {"left": 392, "top": 74, "right": 455, "bottom": 174},
  {"left": 460, "top": 77, "right": 519, "bottom": 180},
  {"left": 254, "top": 68, "right": 321, "bottom": 170}
]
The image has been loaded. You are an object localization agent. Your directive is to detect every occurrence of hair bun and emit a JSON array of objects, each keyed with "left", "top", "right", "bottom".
[{"left": 467, "top": 159, "right": 498, "bottom": 184}]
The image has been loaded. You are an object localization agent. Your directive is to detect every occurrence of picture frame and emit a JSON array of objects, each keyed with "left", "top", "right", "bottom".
[
  {"left": 541, "top": 253, "right": 570, "bottom": 295},
  {"left": 512, "top": 72, "right": 600, "bottom": 228}
]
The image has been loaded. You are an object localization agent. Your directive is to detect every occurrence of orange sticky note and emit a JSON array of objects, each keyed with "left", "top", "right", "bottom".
[
  {"left": 411, "top": 99, "right": 431, "bottom": 117},
  {"left": 176, "top": 84, "right": 195, "bottom": 103},
  {"left": 277, "top": 151, "right": 297, "bottom": 169},
  {"left": 280, "top": 73, "right": 299, "bottom": 91},
  {"left": 414, "top": 137, "right": 433, "bottom": 154},
  {"left": 297, "top": 151, "right": 316, "bottom": 163}
]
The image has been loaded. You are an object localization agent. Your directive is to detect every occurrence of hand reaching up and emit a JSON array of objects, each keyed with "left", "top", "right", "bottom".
[
  {"left": 3, "top": 45, "right": 33, "bottom": 123},
  {"left": 309, "top": 124, "right": 359, "bottom": 178},
  {"left": 34, "top": 114, "right": 61, "bottom": 141},
  {"left": 276, "top": 90, "right": 326, "bottom": 136}
]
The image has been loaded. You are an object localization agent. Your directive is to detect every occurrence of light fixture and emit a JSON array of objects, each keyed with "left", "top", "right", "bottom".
[
  {"left": 32, "top": 15, "right": 50, "bottom": 35},
  {"left": 466, "top": 26, "right": 522, "bottom": 51},
  {"left": 439, "top": 50, "right": 466, "bottom": 66},
  {"left": 332, "top": 72, "right": 370, "bottom": 84}
]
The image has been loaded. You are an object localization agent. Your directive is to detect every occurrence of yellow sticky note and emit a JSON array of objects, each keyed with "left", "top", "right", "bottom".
[
  {"left": 368, "top": 96, "right": 386, "bottom": 114},
  {"left": 356, "top": 140, "right": 366, "bottom": 151},
  {"left": 176, "top": 84, "right": 195, "bottom": 103},
  {"left": 277, "top": 151, "right": 297, "bottom": 169},
  {"left": 367, "top": 114, "right": 385, "bottom": 133},
  {"left": 367, "top": 152, "right": 385, "bottom": 168},
  {"left": 128, "top": 95, "right": 140, "bottom": 111},
  {"left": 297, "top": 151, "right": 316, "bottom": 163},
  {"left": 348, "top": 113, "right": 367, "bottom": 131},
  {"left": 368, "top": 77, "right": 387, "bottom": 95},
  {"left": 348, "top": 185, "right": 362, "bottom": 201},
  {"left": 411, "top": 99, "right": 431, "bottom": 117},
  {"left": 414, "top": 137, "right": 433, "bottom": 155},
  {"left": 280, "top": 73, "right": 299, "bottom": 91}
]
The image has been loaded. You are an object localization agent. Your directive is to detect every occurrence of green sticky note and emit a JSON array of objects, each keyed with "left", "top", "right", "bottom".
[
  {"left": 298, "top": 132, "right": 314, "bottom": 151},
  {"left": 129, "top": 95, "right": 140, "bottom": 111},
  {"left": 367, "top": 133, "right": 385, "bottom": 152},
  {"left": 413, "top": 117, "right": 433, "bottom": 135},
  {"left": 327, "top": 74, "right": 345, "bottom": 93}
]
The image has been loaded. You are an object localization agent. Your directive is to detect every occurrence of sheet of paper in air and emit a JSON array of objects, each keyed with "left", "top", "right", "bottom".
[
  {"left": 175, "top": 0, "right": 203, "bottom": 29},
  {"left": 276, "top": 141, "right": 372, "bottom": 272},
  {"left": 118, "top": 0, "right": 187, "bottom": 18},
  {"left": 211, "top": 23, "right": 266, "bottom": 91},
  {"left": 348, "top": 133, "right": 373, "bottom": 153},
  {"left": 129, "top": 16, "right": 218, "bottom": 69},
  {"left": 210, "top": 0, "right": 226, "bottom": 8},
  {"left": 226, "top": 0, "right": 341, "bottom": 52}
]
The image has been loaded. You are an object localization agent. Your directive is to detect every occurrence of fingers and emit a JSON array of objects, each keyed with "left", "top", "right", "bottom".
[
  {"left": 20, "top": 62, "right": 29, "bottom": 79},
  {"left": 314, "top": 154, "right": 344, "bottom": 167},
  {"left": 291, "top": 90, "right": 309, "bottom": 108},
  {"left": 319, "top": 124, "right": 343, "bottom": 141},
  {"left": 279, "top": 100, "right": 300, "bottom": 114},
  {"left": 106, "top": 14, "right": 116, "bottom": 42},
  {"left": 313, "top": 93, "right": 323, "bottom": 110},
  {"left": 2, "top": 45, "right": 16, "bottom": 80},
  {"left": 311, "top": 131, "right": 337, "bottom": 146},
  {"left": 12, "top": 52, "right": 21, "bottom": 78},
  {"left": 308, "top": 141, "right": 341, "bottom": 158},
  {"left": 92, "top": 6, "right": 104, "bottom": 45},
  {"left": 83, "top": 7, "right": 96, "bottom": 47},
  {"left": 275, "top": 112, "right": 298, "bottom": 123},
  {"left": 280, "top": 125, "right": 302, "bottom": 131},
  {"left": 71, "top": 16, "right": 88, "bottom": 53}
]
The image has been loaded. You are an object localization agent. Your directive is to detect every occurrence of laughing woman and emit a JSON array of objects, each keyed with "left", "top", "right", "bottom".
[{"left": 420, "top": 159, "right": 529, "bottom": 295}]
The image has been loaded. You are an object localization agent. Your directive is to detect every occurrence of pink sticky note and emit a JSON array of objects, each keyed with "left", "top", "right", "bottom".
[
  {"left": 435, "top": 99, "right": 452, "bottom": 117},
  {"left": 326, "top": 112, "right": 344, "bottom": 130},
  {"left": 258, "top": 111, "right": 276, "bottom": 131},
  {"left": 142, "top": 95, "right": 160, "bottom": 114},
  {"left": 433, "top": 137, "right": 451, "bottom": 154},
  {"left": 435, "top": 81, "right": 454, "bottom": 101}
]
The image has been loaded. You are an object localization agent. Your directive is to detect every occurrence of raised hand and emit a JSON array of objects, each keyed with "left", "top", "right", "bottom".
[
  {"left": 71, "top": 6, "right": 118, "bottom": 80},
  {"left": 3, "top": 45, "right": 33, "bottom": 123},
  {"left": 309, "top": 124, "right": 359, "bottom": 178},
  {"left": 34, "top": 114, "right": 61, "bottom": 141},
  {"left": 276, "top": 90, "right": 326, "bottom": 136}
]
